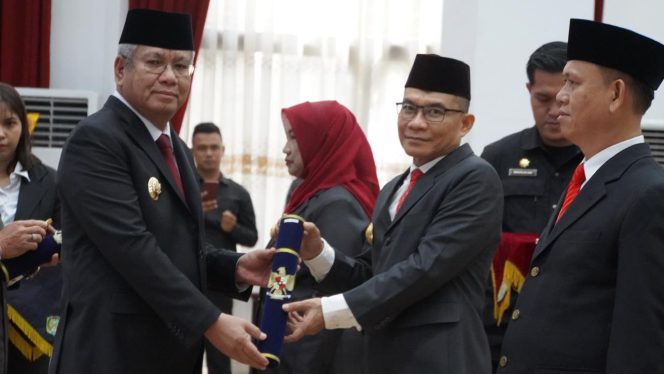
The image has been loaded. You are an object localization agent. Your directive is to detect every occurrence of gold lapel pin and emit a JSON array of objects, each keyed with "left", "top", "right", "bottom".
[
  {"left": 148, "top": 177, "right": 162, "bottom": 201},
  {"left": 364, "top": 223, "right": 374, "bottom": 245},
  {"left": 519, "top": 158, "right": 531, "bottom": 168}
]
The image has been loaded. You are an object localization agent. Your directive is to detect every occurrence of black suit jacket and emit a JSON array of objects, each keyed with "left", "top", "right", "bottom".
[
  {"left": 50, "top": 97, "right": 247, "bottom": 374},
  {"left": 319, "top": 144, "right": 504, "bottom": 374},
  {"left": 498, "top": 143, "right": 664, "bottom": 373}
]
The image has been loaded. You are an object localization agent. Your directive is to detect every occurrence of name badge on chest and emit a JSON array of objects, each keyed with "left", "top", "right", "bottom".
[
  {"left": 508, "top": 168, "right": 538, "bottom": 177},
  {"left": 508, "top": 157, "right": 537, "bottom": 177}
]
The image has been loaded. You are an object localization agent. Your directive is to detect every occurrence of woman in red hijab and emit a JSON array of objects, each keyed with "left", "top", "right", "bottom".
[{"left": 273, "top": 100, "right": 378, "bottom": 374}]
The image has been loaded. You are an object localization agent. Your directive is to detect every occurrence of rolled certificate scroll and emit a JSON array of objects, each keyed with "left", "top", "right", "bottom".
[
  {"left": 257, "top": 214, "right": 304, "bottom": 366},
  {"left": 1, "top": 230, "right": 62, "bottom": 284}
]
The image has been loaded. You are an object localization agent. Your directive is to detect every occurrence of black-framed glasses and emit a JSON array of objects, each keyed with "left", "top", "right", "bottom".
[
  {"left": 396, "top": 102, "right": 465, "bottom": 123},
  {"left": 136, "top": 58, "right": 195, "bottom": 79}
]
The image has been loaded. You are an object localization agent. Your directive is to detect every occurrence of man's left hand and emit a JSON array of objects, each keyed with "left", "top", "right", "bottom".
[
  {"left": 283, "top": 297, "right": 325, "bottom": 343},
  {"left": 236, "top": 248, "right": 275, "bottom": 287}
]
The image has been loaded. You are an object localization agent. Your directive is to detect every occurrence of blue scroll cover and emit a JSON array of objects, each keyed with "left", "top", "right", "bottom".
[
  {"left": 257, "top": 214, "right": 304, "bottom": 367},
  {"left": 1, "top": 231, "right": 62, "bottom": 284}
]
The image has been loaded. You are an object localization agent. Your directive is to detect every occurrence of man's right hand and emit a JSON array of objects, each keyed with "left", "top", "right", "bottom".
[
  {"left": 300, "top": 222, "right": 324, "bottom": 261},
  {"left": 204, "top": 313, "right": 269, "bottom": 370},
  {"left": 0, "top": 220, "right": 48, "bottom": 259}
]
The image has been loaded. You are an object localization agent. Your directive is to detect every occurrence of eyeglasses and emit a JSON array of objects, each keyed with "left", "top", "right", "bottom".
[
  {"left": 396, "top": 102, "right": 465, "bottom": 123},
  {"left": 134, "top": 58, "right": 195, "bottom": 78}
]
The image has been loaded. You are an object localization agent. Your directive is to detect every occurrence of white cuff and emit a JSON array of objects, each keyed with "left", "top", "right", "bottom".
[
  {"left": 304, "top": 238, "right": 335, "bottom": 282},
  {"left": 236, "top": 283, "right": 251, "bottom": 292},
  {"left": 321, "top": 294, "right": 362, "bottom": 331}
]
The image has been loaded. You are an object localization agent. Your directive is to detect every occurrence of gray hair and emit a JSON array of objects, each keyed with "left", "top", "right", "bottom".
[
  {"left": 118, "top": 43, "right": 138, "bottom": 60},
  {"left": 118, "top": 43, "right": 138, "bottom": 69}
]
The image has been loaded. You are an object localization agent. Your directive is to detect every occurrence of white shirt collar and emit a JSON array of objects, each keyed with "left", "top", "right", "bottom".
[
  {"left": 410, "top": 154, "right": 445, "bottom": 174},
  {"left": 12, "top": 161, "right": 30, "bottom": 183},
  {"left": 582, "top": 135, "right": 645, "bottom": 187},
  {"left": 112, "top": 91, "right": 172, "bottom": 144}
]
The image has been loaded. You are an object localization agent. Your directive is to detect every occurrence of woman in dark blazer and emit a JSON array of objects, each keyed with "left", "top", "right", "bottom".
[
  {"left": 262, "top": 100, "right": 379, "bottom": 374},
  {"left": 0, "top": 82, "right": 60, "bottom": 374}
]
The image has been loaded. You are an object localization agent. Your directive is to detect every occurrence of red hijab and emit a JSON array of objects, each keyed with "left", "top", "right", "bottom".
[{"left": 282, "top": 101, "right": 379, "bottom": 218}]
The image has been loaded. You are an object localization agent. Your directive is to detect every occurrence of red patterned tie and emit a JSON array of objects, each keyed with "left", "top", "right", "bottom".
[
  {"left": 556, "top": 163, "right": 585, "bottom": 223},
  {"left": 156, "top": 134, "right": 185, "bottom": 195},
  {"left": 396, "top": 169, "right": 424, "bottom": 213}
]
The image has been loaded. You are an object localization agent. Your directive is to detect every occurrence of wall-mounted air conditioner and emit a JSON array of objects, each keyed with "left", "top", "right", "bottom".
[
  {"left": 16, "top": 87, "right": 100, "bottom": 170},
  {"left": 642, "top": 119, "right": 664, "bottom": 166}
]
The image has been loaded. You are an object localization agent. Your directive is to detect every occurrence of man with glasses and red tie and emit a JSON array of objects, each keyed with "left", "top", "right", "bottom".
[
  {"left": 51, "top": 9, "right": 273, "bottom": 374},
  {"left": 496, "top": 19, "right": 664, "bottom": 373},
  {"left": 282, "top": 54, "right": 503, "bottom": 374}
]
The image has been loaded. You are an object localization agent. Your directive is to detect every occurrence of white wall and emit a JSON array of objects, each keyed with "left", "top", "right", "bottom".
[
  {"left": 442, "top": 0, "right": 664, "bottom": 152},
  {"left": 50, "top": 0, "right": 127, "bottom": 97}
]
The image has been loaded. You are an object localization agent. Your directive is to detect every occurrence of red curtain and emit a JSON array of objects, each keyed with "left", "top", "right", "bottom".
[
  {"left": 594, "top": 0, "right": 604, "bottom": 22},
  {"left": 129, "top": 0, "right": 210, "bottom": 134},
  {"left": 0, "top": 0, "right": 51, "bottom": 87}
]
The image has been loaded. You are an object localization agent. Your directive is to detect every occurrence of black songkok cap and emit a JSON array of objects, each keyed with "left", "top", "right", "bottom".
[
  {"left": 119, "top": 9, "right": 194, "bottom": 51},
  {"left": 405, "top": 54, "right": 471, "bottom": 100},
  {"left": 567, "top": 18, "right": 664, "bottom": 90}
]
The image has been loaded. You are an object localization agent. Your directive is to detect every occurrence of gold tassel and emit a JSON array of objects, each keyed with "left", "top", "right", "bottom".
[
  {"left": 0, "top": 263, "right": 9, "bottom": 283},
  {"left": 493, "top": 260, "right": 527, "bottom": 326},
  {"left": 7, "top": 325, "right": 44, "bottom": 361},
  {"left": 6, "top": 304, "right": 53, "bottom": 358}
]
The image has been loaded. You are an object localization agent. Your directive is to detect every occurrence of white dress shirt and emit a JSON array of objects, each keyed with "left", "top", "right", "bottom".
[{"left": 0, "top": 161, "right": 30, "bottom": 225}]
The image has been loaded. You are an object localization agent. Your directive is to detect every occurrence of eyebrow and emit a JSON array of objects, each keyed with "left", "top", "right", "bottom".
[
  {"left": 141, "top": 51, "right": 191, "bottom": 62},
  {"left": 141, "top": 52, "right": 165, "bottom": 59},
  {"left": 563, "top": 70, "right": 578, "bottom": 79},
  {"left": 172, "top": 54, "right": 193, "bottom": 63},
  {"left": 403, "top": 99, "right": 448, "bottom": 109},
  {"left": 1, "top": 114, "right": 19, "bottom": 121}
]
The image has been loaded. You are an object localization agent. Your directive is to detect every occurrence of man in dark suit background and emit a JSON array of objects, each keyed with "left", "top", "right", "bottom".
[
  {"left": 192, "top": 122, "right": 259, "bottom": 374},
  {"left": 50, "top": 9, "right": 271, "bottom": 374},
  {"left": 497, "top": 19, "right": 664, "bottom": 373},
  {"left": 283, "top": 54, "right": 503, "bottom": 374},
  {"left": 480, "top": 41, "right": 582, "bottom": 371}
]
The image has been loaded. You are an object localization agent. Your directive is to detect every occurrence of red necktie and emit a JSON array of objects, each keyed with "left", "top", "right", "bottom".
[
  {"left": 396, "top": 169, "right": 424, "bottom": 213},
  {"left": 156, "top": 134, "right": 185, "bottom": 195},
  {"left": 556, "top": 163, "right": 585, "bottom": 223}
]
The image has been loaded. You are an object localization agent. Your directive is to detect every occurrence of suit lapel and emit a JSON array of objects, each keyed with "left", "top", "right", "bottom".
[
  {"left": 111, "top": 98, "right": 191, "bottom": 212},
  {"left": 532, "top": 181, "right": 606, "bottom": 259},
  {"left": 532, "top": 143, "right": 652, "bottom": 260},
  {"left": 172, "top": 131, "right": 203, "bottom": 223},
  {"left": 15, "top": 169, "right": 45, "bottom": 220},
  {"left": 374, "top": 171, "right": 406, "bottom": 230},
  {"left": 389, "top": 144, "right": 474, "bottom": 229}
]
